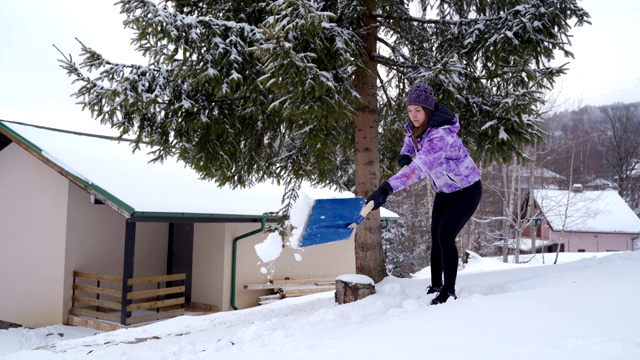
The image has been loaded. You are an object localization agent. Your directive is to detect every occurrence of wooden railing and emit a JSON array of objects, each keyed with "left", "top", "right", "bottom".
[{"left": 71, "top": 271, "right": 186, "bottom": 325}]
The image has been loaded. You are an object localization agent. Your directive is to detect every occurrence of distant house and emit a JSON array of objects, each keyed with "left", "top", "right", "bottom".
[
  {"left": 530, "top": 185, "right": 640, "bottom": 252},
  {"left": 0, "top": 120, "right": 397, "bottom": 329}
]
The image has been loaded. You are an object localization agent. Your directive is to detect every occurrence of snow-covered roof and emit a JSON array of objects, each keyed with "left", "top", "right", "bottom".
[
  {"left": 0, "top": 120, "right": 398, "bottom": 221},
  {"left": 534, "top": 188, "right": 640, "bottom": 234},
  {"left": 484, "top": 164, "right": 565, "bottom": 179},
  {"left": 586, "top": 178, "right": 614, "bottom": 187}
]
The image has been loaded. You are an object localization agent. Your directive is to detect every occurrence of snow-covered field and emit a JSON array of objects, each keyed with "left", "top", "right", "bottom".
[{"left": 2, "top": 251, "right": 639, "bottom": 360}]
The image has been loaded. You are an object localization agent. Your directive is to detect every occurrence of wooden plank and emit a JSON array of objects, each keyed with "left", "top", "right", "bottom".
[
  {"left": 127, "top": 286, "right": 185, "bottom": 300},
  {"left": 280, "top": 287, "right": 335, "bottom": 298},
  {"left": 71, "top": 307, "right": 120, "bottom": 323},
  {"left": 72, "top": 295, "right": 121, "bottom": 311},
  {"left": 283, "top": 276, "right": 336, "bottom": 281},
  {"left": 73, "top": 271, "right": 122, "bottom": 284},
  {"left": 127, "top": 273, "right": 186, "bottom": 286},
  {"left": 272, "top": 278, "right": 335, "bottom": 286},
  {"left": 274, "top": 284, "right": 335, "bottom": 293},
  {"left": 125, "top": 309, "right": 184, "bottom": 325},
  {"left": 244, "top": 283, "right": 276, "bottom": 290},
  {"left": 127, "top": 297, "right": 185, "bottom": 311},
  {"left": 258, "top": 294, "right": 282, "bottom": 301},
  {"left": 73, "top": 284, "right": 122, "bottom": 298}
]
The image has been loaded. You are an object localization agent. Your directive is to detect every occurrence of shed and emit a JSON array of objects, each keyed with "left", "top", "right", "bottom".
[{"left": 0, "top": 120, "right": 398, "bottom": 329}]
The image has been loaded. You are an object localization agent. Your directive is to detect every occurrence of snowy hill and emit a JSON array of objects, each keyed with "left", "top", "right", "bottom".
[{"left": 2, "top": 252, "right": 639, "bottom": 360}]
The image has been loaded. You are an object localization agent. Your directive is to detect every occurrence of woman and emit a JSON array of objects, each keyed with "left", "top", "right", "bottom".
[{"left": 367, "top": 83, "right": 482, "bottom": 305}]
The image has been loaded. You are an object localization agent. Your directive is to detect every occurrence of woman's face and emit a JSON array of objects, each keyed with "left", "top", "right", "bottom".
[{"left": 407, "top": 105, "right": 427, "bottom": 127}]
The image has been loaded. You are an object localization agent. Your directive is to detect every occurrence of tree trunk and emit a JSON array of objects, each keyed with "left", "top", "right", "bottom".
[
  {"left": 514, "top": 163, "right": 522, "bottom": 263},
  {"left": 501, "top": 163, "right": 509, "bottom": 262},
  {"left": 528, "top": 141, "right": 537, "bottom": 255},
  {"left": 353, "top": 2, "right": 386, "bottom": 283}
]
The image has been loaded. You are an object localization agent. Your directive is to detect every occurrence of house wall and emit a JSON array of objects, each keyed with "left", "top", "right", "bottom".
[
  {"left": 549, "top": 231, "right": 633, "bottom": 252},
  {"left": 191, "top": 222, "right": 356, "bottom": 311},
  {"left": 192, "top": 223, "right": 227, "bottom": 311},
  {"left": 0, "top": 144, "right": 69, "bottom": 327}
]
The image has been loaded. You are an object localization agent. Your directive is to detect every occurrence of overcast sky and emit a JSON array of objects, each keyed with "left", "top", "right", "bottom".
[{"left": 0, "top": 0, "right": 638, "bottom": 135}]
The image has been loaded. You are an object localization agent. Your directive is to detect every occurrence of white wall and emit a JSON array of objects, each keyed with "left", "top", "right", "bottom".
[
  {"left": 192, "top": 223, "right": 228, "bottom": 311},
  {"left": 0, "top": 144, "right": 69, "bottom": 327}
]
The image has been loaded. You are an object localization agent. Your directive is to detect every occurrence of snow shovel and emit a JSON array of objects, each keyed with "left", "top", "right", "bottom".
[
  {"left": 298, "top": 168, "right": 402, "bottom": 247},
  {"left": 298, "top": 197, "right": 370, "bottom": 247}
]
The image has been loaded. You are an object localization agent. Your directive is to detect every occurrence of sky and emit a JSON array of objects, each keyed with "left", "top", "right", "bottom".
[
  {"left": 2, "top": 250, "right": 640, "bottom": 359},
  {"left": 0, "top": 0, "right": 638, "bottom": 137}
]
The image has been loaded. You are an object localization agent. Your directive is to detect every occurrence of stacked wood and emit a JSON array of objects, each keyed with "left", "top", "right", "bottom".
[{"left": 245, "top": 277, "right": 336, "bottom": 304}]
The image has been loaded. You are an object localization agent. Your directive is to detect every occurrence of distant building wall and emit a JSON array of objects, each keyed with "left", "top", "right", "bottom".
[{"left": 549, "top": 230, "right": 633, "bottom": 252}]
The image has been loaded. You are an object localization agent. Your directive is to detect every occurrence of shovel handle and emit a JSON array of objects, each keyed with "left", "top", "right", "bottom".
[
  {"left": 347, "top": 166, "right": 405, "bottom": 229},
  {"left": 348, "top": 200, "right": 375, "bottom": 229}
]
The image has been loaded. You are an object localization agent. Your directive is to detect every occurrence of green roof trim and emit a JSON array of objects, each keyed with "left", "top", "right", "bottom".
[
  {"left": 130, "top": 211, "right": 281, "bottom": 220},
  {"left": 83, "top": 181, "right": 136, "bottom": 215},
  {"left": 0, "top": 120, "right": 44, "bottom": 153}
]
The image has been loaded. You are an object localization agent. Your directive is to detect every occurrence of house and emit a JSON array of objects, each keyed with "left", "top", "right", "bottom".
[
  {"left": 531, "top": 185, "right": 640, "bottom": 252},
  {"left": 0, "top": 120, "right": 398, "bottom": 329}
]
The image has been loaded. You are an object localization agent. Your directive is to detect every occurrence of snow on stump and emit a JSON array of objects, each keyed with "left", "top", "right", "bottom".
[{"left": 335, "top": 274, "right": 376, "bottom": 305}]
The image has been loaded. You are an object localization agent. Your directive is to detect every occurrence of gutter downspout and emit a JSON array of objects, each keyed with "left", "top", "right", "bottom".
[{"left": 231, "top": 217, "right": 266, "bottom": 310}]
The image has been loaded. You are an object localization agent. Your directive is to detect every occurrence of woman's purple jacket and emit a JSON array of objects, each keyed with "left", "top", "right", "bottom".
[{"left": 387, "top": 117, "right": 481, "bottom": 194}]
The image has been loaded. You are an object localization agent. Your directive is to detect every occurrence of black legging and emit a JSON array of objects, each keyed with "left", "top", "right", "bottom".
[{"left": 430, "top": 180, "right": 482, "bottom": 293}]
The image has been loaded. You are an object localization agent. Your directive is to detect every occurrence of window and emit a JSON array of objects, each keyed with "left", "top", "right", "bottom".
[{"left": 578, "top": 249, "right": 585, "bottom": 252}]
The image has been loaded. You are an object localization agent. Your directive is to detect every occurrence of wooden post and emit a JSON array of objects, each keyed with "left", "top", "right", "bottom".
[{"left": 120, "top": 220, "right": 136, "bottom": 325}]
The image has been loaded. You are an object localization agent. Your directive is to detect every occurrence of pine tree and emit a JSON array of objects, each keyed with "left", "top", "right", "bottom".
[{"left": 56, "top": 0, "right": 590, "bottom": 282}]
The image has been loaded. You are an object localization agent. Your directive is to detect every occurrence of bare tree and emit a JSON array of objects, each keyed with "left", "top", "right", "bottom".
[{"left": 597, "top": 105, "right": 640, "bottom": 200}]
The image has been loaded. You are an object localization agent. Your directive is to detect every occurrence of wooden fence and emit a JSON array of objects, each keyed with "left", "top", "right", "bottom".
[{"left": 71, "top": 271, "right": 186, "bottom": 326}]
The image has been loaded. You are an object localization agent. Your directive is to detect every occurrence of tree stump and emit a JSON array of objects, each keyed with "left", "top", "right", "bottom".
[{"left": 335, "top": 274, "right": 376, "bottom": 305}]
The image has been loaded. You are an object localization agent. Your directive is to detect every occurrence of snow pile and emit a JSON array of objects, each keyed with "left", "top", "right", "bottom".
[{"left": 3, "top": 251, "right": 640, "bottom": 360}]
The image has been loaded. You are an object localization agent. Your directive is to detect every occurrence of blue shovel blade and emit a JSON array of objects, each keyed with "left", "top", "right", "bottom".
[{"left": 298, "top": 197, "right": 366, "bottom": 247}]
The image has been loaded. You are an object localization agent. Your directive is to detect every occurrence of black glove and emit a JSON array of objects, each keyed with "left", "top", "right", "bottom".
[
  {"left": 366, "top": 181, "right": 393, "bottom": 210},
  {"left": 397, "top": 154, "right": 412, "bottom": 168}
]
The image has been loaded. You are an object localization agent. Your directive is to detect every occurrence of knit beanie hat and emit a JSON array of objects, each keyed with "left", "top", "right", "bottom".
[{"left": 406, "top": 83, "right": 435, "bottom": 111}]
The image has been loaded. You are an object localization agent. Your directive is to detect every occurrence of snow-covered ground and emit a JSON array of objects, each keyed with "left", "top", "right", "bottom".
[{"left": 2, "top": 251, "right": 639, "bottom": 360}]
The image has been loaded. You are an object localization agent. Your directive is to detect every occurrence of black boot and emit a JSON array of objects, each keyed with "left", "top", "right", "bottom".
[
  {"left": 426, "top": 285, "right": 442, "bottom": 295},
  {"left": 430, "top": 290, "right": 457, "bottom": 305}
]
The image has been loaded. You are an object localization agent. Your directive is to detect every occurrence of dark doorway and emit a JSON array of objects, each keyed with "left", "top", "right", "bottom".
[{"left": 168, "top": 223, "right": 194, "bottom": 302}]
